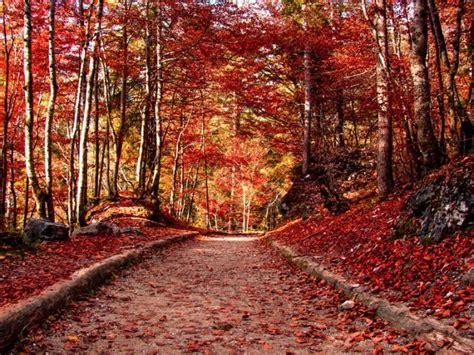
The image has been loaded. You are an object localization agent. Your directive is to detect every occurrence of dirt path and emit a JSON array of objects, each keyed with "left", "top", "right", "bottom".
[{"left": 17, "top": 235, "right": 421, "bottom": 353}]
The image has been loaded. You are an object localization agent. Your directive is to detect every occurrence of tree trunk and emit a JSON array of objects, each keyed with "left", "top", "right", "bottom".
[
  {"left": 200, "top": 97, "right": 211, "bottom": 229},
  {"left": 302, "top": 5, "right": 312, "bottom": 176},
  {"left": 136, "top": 0, "right": 153, "bottom": 194},
  {"left": 44, "top": 0, "right": 57, "bottom": 221},
  {"left": 410, "top": 0, "right": 440, "bottom": 171},
  {"left": 76, "top": 0, "right": 104, "bottom": 226},
  {"left": 9, "top": 144, "right": 16, "bottom": 228},
  {"left": 0, "top": 0, "right": 11, "bottom": 228},
  {"left": 23, "top": 176, "right": 29, "bottom": 228},
  {"left": 68, "top": 0, "right": 91, "bottom": 225},
  {"left": 100, "top": 57, "right": 114, "bottom": 197},
  {"left": 426, "top": 0, "right": 468, "bottom": 155},
  {"left": 428, "top": 14, "right": 446, "bottom": 159},
  {"left": 23, "top": 0, "right": 47, "bottom": 219},
  {"left": 170, "top": 113, "right": 190, "bottom": 215},
  {"left": 335, "top": 93, "right": 345, "bottom": 148},
  {"left": 363, "top": 0, "right": 394, "bottom": 197},
  {"left": 242, "top": 186, "right": 246, "bottom": 232},
  {"left": 93, "top": 65, "right": 101, "bottom": 200},
  {"left": 112, "top": 0, "right": 130, "bottom": 198},
  {"left": 169, "top": 138, "right": 181, "bottom": 215},
  {"left": 150, "top": 0, "right": 163, "bottom": 200}
]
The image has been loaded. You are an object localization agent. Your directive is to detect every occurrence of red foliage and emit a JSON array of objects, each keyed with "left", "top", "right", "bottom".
[
  {"left": 0, "top": 222, "right": 189, "bottom": 309},
  {"left": 268, "top": 194, "right": 473, "bottom": 328}
]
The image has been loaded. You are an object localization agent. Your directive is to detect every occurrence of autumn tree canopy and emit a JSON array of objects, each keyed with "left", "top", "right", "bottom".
[{"left": 0, "top": 0, "right": 472, "bottom": 231}]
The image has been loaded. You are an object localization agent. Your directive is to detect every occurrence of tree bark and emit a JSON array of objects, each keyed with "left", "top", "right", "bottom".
[
  {"left": 302, "top": 4, "right": 312, "bottom": 176},
  {"left": 410, "top": 0, "right": 440, "bottom": 171},
  {"left": 426, "top": 0, "right": 468, "bottom": 155},
  {"left": 136, "top": 0, "right": 153, "bottom": 194},
  {"left": 0, "top": 0, "right": 11, "bottom": 228},
  {"left": 150, "top": 0, "right": 163, "bottom": 201},
  {"left": 99, "top": 56, "right": 114, "bottom": 197},
  {"left": 44, "top": 0, "right": 57, "bottom": 221},
  {"left": 76, "top": 0, "right": 104, "bottom": 226},
  {"left": 9, "top": 143, "right": 16, "bottom": 228},
  {"left": 427, "top": 7, "right": 446, "bottom": 160},
  {"left": 111, "top": 0, "right": 130, "bottom": 198},
  {"left": 199, "top": 92, "right": 211, "bottom": 229},
  {"left": 23, "top": 0, "right": 47, "bottom": 219},
  {"left": 363, "top": 0, "right": 394, "bottom": 197},
  {"left": 335, "top": 92, "right": 345, "bottom": 148},
  {"left": 93, "top": 64, "right": 101, "bottom": 200},
  {"left": 68, "top": 0, "right": 91, "bottom": 225}
]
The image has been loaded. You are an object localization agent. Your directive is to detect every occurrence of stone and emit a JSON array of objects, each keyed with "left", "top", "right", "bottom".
[
  {"left": 461, "top": 268, "right": 474, "bottom": 287},
  {"left": 72, "top": 222, "right": 121, "bottom": 237},
  {"left": 120, "top": 227, "right": 142, "bottom": 235},
  {"left": 396, "top": 160, "right": 473, "bottom": 244},
  {"left": 24, "top": 219, "right": 69, "bottom": 241},
  {"left": 340, "top": 300, "right": 355, "bottom": 310}
]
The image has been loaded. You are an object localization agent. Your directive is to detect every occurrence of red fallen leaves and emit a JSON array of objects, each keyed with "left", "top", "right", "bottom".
[
  {"left": 186, "top": 340, "right": 201, "bottom": 352},
  {"left": 0, "top": 221, "right": 188, "bottom": 309},
  {"left": 269, "top": 194, "right": 473, "bottom": 326}
]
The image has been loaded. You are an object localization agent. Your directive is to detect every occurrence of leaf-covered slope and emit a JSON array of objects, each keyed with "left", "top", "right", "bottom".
[{"left": 269, "top": 158, "right": 474, "bottom": 333}]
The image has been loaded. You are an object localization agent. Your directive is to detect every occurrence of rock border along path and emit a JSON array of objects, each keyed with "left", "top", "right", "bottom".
[
  {"left": 268, "top": 239, "right": 474, "bottom": 353},
  {"left": 0, "top": 232, "right": 198, "bottom": 351}
]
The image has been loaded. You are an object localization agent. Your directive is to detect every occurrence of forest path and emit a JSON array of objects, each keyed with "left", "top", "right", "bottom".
[{"left": 18, "top": 235, "right": 415, "bottom": 353}]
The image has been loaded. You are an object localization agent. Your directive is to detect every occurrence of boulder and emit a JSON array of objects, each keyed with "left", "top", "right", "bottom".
[
  {"left": 120, "top": 227, "right": 142, "bottom": 235},
  {"left": 396, "top": 159, "right": 473, "bottom": 244},
  {"left": 340, "top": 300, "right": 355, "bottom": 310},
  {"left": 461, "top": 268, "right": 474, "bottom": 286},
  {"left": 72, "top": 222, "right": 121, "bottom": 237},
  {"left": 24, "top": 219, "right": 69, "bottom": 242}
]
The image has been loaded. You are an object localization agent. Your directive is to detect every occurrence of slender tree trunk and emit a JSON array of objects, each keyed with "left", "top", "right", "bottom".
[
  {"left": 170, "top": 113, "right": 190, "bottom": 215},
  {"left": 178, "top": 158, "right": 185, "bottom": 218},
  {"left": 150, "top": 0, "right": 163, "bottom": 200},
  {"left": 68, "top": 0, "right": 91, "bottom": 225},
  {"left": 200, "top": 99, "right": 211, "bottom": 229},
  {"left": 228, "top": 166, "right": 235, "bottom": 232},
  {"left": 0, "top": 0, "right": 11, "bottom": 228},
  {"left": 242, "top": 186, "right": 246, "bottom": 233},
  {"left": 335, "top": 93, "right": 345, "bottom": 147},
  {"left": 9, "top": 144, "right": 16, "bottom": 228},
  {"left": 93, "top": 65, "right": 101, "bottom": 200},
  {"left": 100, "top": 57, "right": 114, "bottom": 197},
  {"left": 349, "top": 101, "right": 359, "bottom": 146},
  {"left": 428, "top": 21, "right": 446, "bottom": 159},
  {"left": 246, "top": 191, "right": 252, "bottom": 232},
  {"left": 23, "top": 176, "right": 29, "bottom": 228},
  {"left": 112, "top": 1, "right": 129, "bottom": 198},
  {"left": 76, "top": 0, "right": 104, "bottom": 226},
  {"left": 302, "top": 4, "right": 312, "bottom": 176},
  {"left": 185, "top": 163, "right": 200, "bottom": 223},
  {"left": 410, "top": 0, "right": 440, "bottom": 171},
  {"left": 136, "top": 108, "right": 148, "bottom": 193},
  {"left": 44, "top": 0, "right": 57, "bottom": 221},
  {"left": 427, "top": 0, "right": 467, "bottom": 154},
  {"left": 23, "top": 0, "right": 46, "bottom": 219},
  {"left": 169, "top": 139, "right": 181, "bottom": 215},
  {"left": 363, "top": 0, "right": 394, "bottom": 197},
  {"left": 136, "top": 0, "right": 153, "bottom": 194},
  {"left": 227, "top": 112, "right": 239, "bottom": 232}
]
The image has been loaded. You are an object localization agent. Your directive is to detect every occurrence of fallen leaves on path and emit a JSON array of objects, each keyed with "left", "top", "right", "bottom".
[
  {"left": 0, "top": 220, "right": 188, "bottom": 308},
  {"left": 17, "top": 237, "right": 425, "bottom": 353}
]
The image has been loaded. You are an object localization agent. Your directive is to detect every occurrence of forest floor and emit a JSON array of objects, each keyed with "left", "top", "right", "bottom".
[
  {"left": 268, "top": 195, "right": 473, "bottom": 337},
  {"left": 15, "top": 235, "right": 426, "bottom": 353},
  {"left": 0, "top": 219, "right": 190, "bottom": 308}
]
